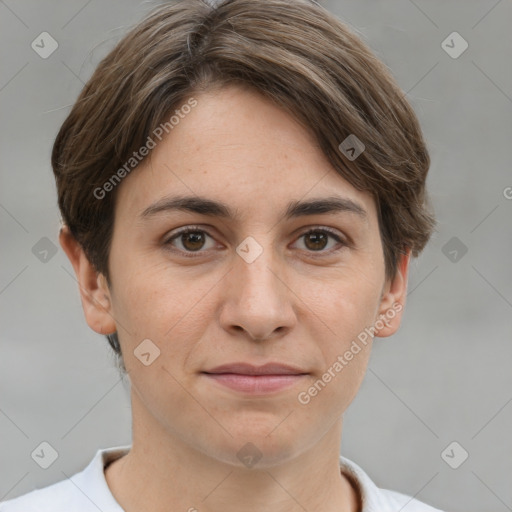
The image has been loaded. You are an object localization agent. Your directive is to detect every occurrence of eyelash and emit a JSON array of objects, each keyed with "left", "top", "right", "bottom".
[{"left": 163, "top": 225, "right": 349, "bottom": 258}]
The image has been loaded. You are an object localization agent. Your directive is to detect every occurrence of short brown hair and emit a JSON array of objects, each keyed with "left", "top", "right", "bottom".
[{"left": 52, "top": 0, "right": 436, "bottom": 358}]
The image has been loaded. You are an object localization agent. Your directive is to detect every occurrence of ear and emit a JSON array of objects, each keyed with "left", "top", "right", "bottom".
[
  {"left": 374, "top": 248, "right": 411, "bottom": 338},
  {"left": 59, "top": 225, "right": 116, "bottom": 336}
]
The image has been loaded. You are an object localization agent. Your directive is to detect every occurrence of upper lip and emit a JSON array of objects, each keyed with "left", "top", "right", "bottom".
[{"left": 203, "top": 362, "right": 308, "bottom": 375}]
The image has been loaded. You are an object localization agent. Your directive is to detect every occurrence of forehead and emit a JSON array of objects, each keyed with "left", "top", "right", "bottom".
[{"left": 115, "top": 85, "right": 378, "bottom": 225}]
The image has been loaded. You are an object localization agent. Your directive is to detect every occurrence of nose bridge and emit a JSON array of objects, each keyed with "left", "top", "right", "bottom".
[
  {"left": 235, "top": 233, "right": 283, "bottom": 300},
  {"left": 220, "top": 232, "right": 295, "bottom": 340}
]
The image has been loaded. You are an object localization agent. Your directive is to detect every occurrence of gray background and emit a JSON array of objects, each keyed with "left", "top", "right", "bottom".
[{"left": 1, "top": 1, "right": 511, "bottom": 511}]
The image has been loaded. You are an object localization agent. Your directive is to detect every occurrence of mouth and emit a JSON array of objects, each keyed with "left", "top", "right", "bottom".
[
  {"left": 201, "top": 373, "right": 308, "bottom": 394},
  {"left": 203, "top": 362, "right": 308, "bottom": 375},
  {"left": 201, "top": 362, "right": 309, "bottom": 394}
]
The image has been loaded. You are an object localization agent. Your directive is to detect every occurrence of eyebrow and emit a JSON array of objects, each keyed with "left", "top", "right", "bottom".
[{"left": 139, "top": 194, "right": 367, "bottom": 222}]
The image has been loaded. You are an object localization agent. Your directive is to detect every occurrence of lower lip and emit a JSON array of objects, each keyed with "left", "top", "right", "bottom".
[{"left": 203, "top": 373, "right": 307, "bottom": 394}]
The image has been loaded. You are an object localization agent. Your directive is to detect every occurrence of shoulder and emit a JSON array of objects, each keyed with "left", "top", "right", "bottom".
[
  {"left": 0, "top": 445, "right": 131, "bottom": 512},
  {"left": 378, "top": 488, "right": 444, "bottom": 511},
  {"left": 0, "top": 479, "right": 82, "bottom": 512},
  {"left": 339, "top": 455, "right": 444, "bottom": 512}
]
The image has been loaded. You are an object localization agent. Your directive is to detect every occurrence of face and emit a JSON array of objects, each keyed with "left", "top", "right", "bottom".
[{"left": 62, "top": 84, "right": 409, "bottom": 468}]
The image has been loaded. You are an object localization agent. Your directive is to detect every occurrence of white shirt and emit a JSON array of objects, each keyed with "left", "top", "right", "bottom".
[{"left": 0, "top": 445, "right": 443, "bottom": 511}]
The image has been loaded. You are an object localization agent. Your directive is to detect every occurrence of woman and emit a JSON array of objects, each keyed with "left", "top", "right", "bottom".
[{"left": 1, "top": 0, "right": 441, "bottom": 510}]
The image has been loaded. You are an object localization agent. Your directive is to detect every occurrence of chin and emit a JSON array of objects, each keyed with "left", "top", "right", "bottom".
[{"left": 206, "top": 424, "right": 303, "bottom": 470}]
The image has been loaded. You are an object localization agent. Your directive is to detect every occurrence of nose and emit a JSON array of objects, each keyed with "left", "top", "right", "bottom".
[{"left": 218, "top": 240, "right": 296, "bottom": 342}]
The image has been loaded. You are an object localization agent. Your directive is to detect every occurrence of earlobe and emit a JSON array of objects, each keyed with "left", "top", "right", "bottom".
[
  {"left": 59, "top": 225, "right": 116, "bottom": 335},
  {"left": 374, "top": 249, "right": 411, "bottom": 338}
]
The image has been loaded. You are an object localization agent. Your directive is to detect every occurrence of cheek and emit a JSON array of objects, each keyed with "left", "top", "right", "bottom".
[
  {"left": 298, "top": 271, "right": 381, "bottom": 397},
  {"left": 304, "top": 270, "right": 382, "bottom": 341},
  {"left": 109, "top": 260, "right": 230, "bottom": 388},
  {"left": 109, "top": 259, "right": 208, "bottom": 347},
  {"left": 299, "top": 290, "right": 377, "bottom": 418}
]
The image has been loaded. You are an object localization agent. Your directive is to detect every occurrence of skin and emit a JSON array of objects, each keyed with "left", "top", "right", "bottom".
[{"left": 60, "top": 84, "right": 410, "bottom": 512}]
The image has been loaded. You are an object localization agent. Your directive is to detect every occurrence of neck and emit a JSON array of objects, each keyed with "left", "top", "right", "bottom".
[{"left": 105, "top": 394, "right": 361, "bottom": 512}]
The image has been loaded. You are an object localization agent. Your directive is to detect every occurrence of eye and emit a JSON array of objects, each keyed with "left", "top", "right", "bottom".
[
  {"left": 164, "top": 227, "right": 216, "bottom": 256},
  {"left": 293, "top": 227, "right": 347, "bottom": 255},
  {"left": 164, "top": 225, "right": 348, "bottom": 258}
]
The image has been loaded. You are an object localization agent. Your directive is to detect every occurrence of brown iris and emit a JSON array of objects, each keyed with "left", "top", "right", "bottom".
[
  {"left": 303, "top": 231, "right": 328, "bottom": 251},
  {"left": 181, "top": 231, "right": 206, "bottom": 251}
]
